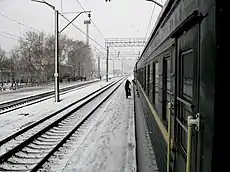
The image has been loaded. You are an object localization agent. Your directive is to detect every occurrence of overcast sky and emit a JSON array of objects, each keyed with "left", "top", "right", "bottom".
[{"left": 0, "top": 0, "right": 166, "bottom": 73}]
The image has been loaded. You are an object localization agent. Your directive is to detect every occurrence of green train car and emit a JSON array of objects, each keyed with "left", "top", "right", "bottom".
[{"left": 134, "top": 0, "right": 225, "bottom": 171}]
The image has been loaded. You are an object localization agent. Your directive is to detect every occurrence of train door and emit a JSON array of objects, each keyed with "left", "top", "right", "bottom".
[
  {"left": 173, "top": 24, "right": 200, "bottom": 172},
  {"left": 147, "top": 64, "right": 150, "bottom": 96},
  {"left": 162, "top": 57, "right": 171, "bottom": 126}
]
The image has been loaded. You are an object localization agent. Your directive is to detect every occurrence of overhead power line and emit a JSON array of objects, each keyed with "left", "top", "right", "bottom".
[
  {"left": 74, "top": 0, "right": 86, "bottom": 12},
  {"left": 74, "top": 0, "right": 106, "bottom": 40},
  {"left": 95, "top": 47, "right": 106, "bottom": 57},
  {"left": 0, "top": 31, "right": 21, "bottom": 39},
  {"left": 0, "top": 13, "right": 41, "bottom": 33},
  {"left": 59, "top": 13, "right": 106, "bottom": 51},
  {"left": 145, "top": 4, "right": 156, "bottom": 39},
  {"left": 0, "top": 33, "right": 19, "bottom": 41},
  {"left": 74, "top": 0, "right": 118, "bottom": 54}
]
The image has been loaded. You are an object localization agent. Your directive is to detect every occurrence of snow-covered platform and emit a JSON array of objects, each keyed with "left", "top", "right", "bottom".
[{"left": 134, "top": 85, "right": 159, "bottom": 172}]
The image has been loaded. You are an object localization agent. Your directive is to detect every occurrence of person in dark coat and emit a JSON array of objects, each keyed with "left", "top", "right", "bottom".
[{"left": 125, "top": 79, "right": 131, "bottom": 98}]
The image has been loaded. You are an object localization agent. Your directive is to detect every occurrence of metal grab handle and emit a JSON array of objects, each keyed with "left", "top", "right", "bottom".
[
  {"left": 167, "top": 102, "right": 172, "bottom": 172},
  {"left": 186, "top": 114, "right": 200, "bottom": 172}
]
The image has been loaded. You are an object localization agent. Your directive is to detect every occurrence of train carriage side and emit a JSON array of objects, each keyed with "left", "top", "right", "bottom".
[{"left": 134, "top": 0, "right": 220, "bottom": 172}]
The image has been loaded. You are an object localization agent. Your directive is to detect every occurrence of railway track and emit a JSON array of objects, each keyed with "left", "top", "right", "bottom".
[
  {"left": 0, "top": 76, "right": 126, "bottom": 171},
  {"left": 0, "top": 80, "right": 99, "bottom": 114}
]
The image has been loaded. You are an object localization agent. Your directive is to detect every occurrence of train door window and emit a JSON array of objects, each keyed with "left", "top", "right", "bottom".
[
  {"left": 155, "top": 62, "right": 159, "bottom": 113},
  {"left": 182, "top": 50, "right": 193, "bottom": 100},
  {"left": 147, "top": 65, "right": 150, "bottom": 96},
  {"left": 152, "top": 62, "right": 155, "bottom": 106},
  {"left": 162, "top": 57, "right": 171, "bottom": 124},
  {"left": 177, "top": 49, "right": 193, "bottom": 151}
]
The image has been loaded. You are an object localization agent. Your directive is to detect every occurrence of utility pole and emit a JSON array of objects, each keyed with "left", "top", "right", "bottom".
[
  {"left": 98, "top": 54, "right": 100, "bottom": 78},
  {"left": 121, "top": 57, "right": 123, "bottom": 76},
  {"left": 117, "top": 51, "right": 120, "bottom": 77},
  {"left": 84, "top": 20, "right": 91, "bottom": 45},
  {"left": 84, "top": 19, "right": 91, "bottom": 78},
  {"left": 31, "top": 0, "right": 91, "bottom": 102},
  {"left": 54, "top": 10, "right": 59, "bottom": 102},
  {"left": 113, "top": 59, "right": 115, "bottom": 77},
  {"left": 86, "top": 23, "right": 89, "bottom": 45},
  {"left": 106, "top": 46, "right": 109, "bottom": 82}
]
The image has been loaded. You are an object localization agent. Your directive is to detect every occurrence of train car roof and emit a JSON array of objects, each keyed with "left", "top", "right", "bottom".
[{"left": 138, "top": 0, "right": 175, "bottom": 63}]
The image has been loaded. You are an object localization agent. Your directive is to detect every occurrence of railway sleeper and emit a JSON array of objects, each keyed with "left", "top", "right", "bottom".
[
  {"left": 40, "top": 134, "right": 61, "bottom": 140},
  {"left": 22, "top": 146, "right": 52, "bottom": 153},
  {"left": 7, "top": 158, "right": 37, "bottom": 165},
  {"left": 20, "top": 148, "right": 50, "bottom": 155},
  {"left": 0, "top": 162, "right": 34, "bottom": 171},
  {"left": 14, "top": 152, "right": 45, "bottom": 159},
  {"left": 14, "top": 153, "right": 44, "bottom": 159},
  {"left": 32, "top": 141, "right": 55, "bottom": 147},
  {"left": 45, "top": 132, "right": 66, "bottom": 137},
  {"left": 36, "top": 137, "right": 60, "bottom": 143},
  {"left": 26, "top": 144, "right": 51, "bottom": 150}
]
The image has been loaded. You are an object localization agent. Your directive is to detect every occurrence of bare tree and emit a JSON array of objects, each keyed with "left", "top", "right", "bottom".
[
  {"left": 67, "top": 40, "right": 94, "bottom": 79},
  {"left": 3, "top": 31, "right": 95, "bottom": 84},
  {"left": 0, "top": 47, "right": 7, "bottom": 82},
  {"left": 17, "top": 31, "right": 46, "bottom": 84}
]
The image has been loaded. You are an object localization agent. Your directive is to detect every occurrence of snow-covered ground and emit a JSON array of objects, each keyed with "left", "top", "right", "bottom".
[
  {"left": 0, "top": 75, "right": 136, "bottom": 172},
  {"left": 60, "top": 78, "right": 136, "bottom": 172},
  {"left": 0, "top": 79, "right": 119, "bottom": 141},
  {"left": 0, "top": 80, "right": 99, "bottom": 103}
]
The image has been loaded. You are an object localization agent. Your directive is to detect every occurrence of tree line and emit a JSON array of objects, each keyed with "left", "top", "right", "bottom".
[{"left": 0, "top": 31, "right": 96, "bottom": 85}]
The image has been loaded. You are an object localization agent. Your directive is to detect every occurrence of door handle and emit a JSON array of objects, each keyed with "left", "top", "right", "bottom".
[
  {"left": 186, "top": 113, "right": 200, "bottom": 172},
  {"left": 167, "top": 102, "right": 172, "bottom": 172}
]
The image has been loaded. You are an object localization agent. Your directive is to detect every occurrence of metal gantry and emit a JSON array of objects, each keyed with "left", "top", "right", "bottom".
[
  {"left": 104, "top": 37, "right": 146, "bottom": 79},
  {"left": 105, "top": 37, "right": 147, "bottom": 47}
]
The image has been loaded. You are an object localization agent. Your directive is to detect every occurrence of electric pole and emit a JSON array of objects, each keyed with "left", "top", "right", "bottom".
[
  {"left": 106, "top": 46, "right": 109, "bottom": 82},
  {"left": 98, "top": 54, "right": 100, "bottom": 78},
  {"left": 84, "top": 19, "right": 91, "bottom": 78},
  {"left": 121, "top": 57, "right": 123, "bottom": 76},
  {"left": 86, "top": 23, "right": 89, "bottom": 45},
  {"left": 31, "top": 0, "right": 91, "bottom": 102},
  {"left": 84, "top": 20, "right": 91, "bottom": 45},
  {"left": 54, "top": 10, "right": 59, "bottom": 102},
  {"left": 113, "top": 59, "right": 115, "bottom": 78}
]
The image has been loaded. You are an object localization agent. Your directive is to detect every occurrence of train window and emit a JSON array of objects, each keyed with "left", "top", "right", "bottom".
[
  {"left": 152, "top": 62, "right": 155, "bottom": 105},
  {"left": 178, "top": 49, "right": 193, "bottom": 151},
  {"left": 139, "top": 68, "right": 142, "bottom": 86},
  {"left": 155, "top": 62, "right": 159, "bottom": 113},
  {"left": 162, "top": 57, "right": 171, "bottom": 123},
  {"left": 147, "top": 65, "right": 150, "bottom": 96},
  {"left": 182, "top": 50, "right": 193, "bottom": 100}
]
